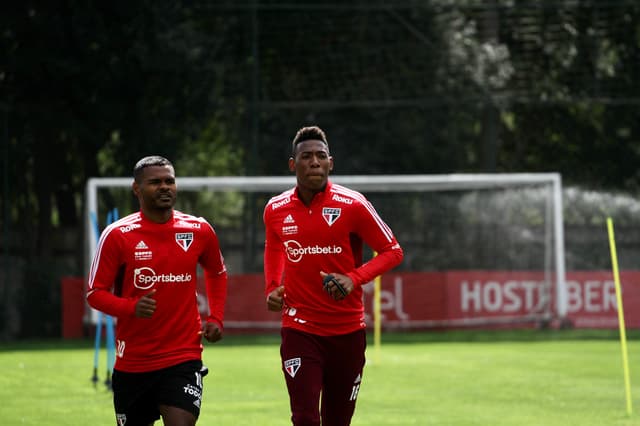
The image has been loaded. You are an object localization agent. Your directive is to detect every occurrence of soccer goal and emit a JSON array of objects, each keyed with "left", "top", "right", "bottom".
[{"left": 85, "top": 173, "right": 567, "bottom": 329}]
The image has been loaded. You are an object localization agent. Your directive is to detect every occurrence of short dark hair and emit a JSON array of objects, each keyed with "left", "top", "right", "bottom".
[
  {"left": 292, "top": 126, "right": 328, "bottom": 155},
  {"left": 133, "top": 156, "right": 173, "bottom": 182}
]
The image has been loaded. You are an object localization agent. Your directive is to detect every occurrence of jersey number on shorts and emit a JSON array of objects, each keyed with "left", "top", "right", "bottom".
[{"left": 349, "top": 384, "right": 360, "bottom": 401}]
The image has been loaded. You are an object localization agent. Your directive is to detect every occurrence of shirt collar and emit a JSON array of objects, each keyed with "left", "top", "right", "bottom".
[{"left": 293, "top": 179, "right": 333, "bottom": 205}]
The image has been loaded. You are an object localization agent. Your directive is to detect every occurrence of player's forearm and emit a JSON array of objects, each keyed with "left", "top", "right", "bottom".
[
  {"left": 86, "top": 289, "right": 136, "bottom": 318},
  {"left": 263, "top": 244, "right": 285, "bottom": 296},
  {"left": 347, "top": 245, "right": 403, "bottom": 286},
  {"left": 205, "top": 270, "right": 227, "bottom": 328}
]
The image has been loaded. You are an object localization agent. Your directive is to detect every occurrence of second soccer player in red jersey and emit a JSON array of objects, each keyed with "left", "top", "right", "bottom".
[
  {"left": 87, "top": 155, "right": 228, "bottom": 426},
  {"left": 263, "top": 126, "right": 404, "bottom": 425}
]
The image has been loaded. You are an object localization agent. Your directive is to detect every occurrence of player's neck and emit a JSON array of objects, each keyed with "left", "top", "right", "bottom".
[
  {"left": 297, "top": 187, "right": 324, "bottom": 207},
  {"left": 141, "top": 208, "right": 173, "bottom": 224}
]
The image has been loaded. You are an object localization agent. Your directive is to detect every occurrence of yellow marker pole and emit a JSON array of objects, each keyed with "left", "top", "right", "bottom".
[
  {"left": 607, "top": 217, "right": 632, "bottom": 416},
  {"left": 374, "top": 274, "right": 382, "bottom": 364},
  {"left": 373, "top": 251, "right": 381, "bottom": 364}
]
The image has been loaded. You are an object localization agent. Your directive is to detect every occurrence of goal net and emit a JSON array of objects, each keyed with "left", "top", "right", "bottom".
[{"left": 85, "top": 173, "right": 566, "bottom": 330}]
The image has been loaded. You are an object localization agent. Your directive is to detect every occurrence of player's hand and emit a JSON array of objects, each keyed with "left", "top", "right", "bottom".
[
  {"left": 266, "top": 285, "right": 285, "bottom": 311},
  {"left": 135, "top": 289, "right": 157, "bottom": 318},
  {"left": 320, "top": 271, "right": 353, "bottom": 301},
  {"left": 202, "top": 321, "right": 223, "bottom": 343}
]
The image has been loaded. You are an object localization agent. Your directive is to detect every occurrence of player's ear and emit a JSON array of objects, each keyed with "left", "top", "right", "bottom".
[
  {"left": 132, "top": 181, "right": 140, "bottom": 197},
  {"left": 329, "top": 156, "right": 334, "bottom": 172},
  {"left": 288, "top": 157, "right": 295, "bottom": 172}
]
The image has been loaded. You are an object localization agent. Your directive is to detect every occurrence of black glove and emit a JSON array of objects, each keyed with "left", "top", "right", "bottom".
[{"left": 322, "top": 274, "right": 347, "bottom": 297}]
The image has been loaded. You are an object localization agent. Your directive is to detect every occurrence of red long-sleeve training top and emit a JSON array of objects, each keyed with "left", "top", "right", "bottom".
[
  {"left": 87, "top": 210, "right": 227, "bottom": 372},
  {"left": 263, "top": 180, "right": 403, "bottom": 336}
]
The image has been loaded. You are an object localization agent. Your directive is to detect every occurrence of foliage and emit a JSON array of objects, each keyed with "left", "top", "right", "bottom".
[{"left": 1, "top": 1, "right": 640, "bottom": 338}]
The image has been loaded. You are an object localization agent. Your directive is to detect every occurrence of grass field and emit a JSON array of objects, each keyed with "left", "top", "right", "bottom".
[{"left": 3, "top": 329, "right": 640, "bottom": 425}]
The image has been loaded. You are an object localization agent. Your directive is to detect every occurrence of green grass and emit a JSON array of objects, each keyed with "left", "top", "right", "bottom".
[{"left": 3, "top": 330, "right": 640, "bottom": 425}]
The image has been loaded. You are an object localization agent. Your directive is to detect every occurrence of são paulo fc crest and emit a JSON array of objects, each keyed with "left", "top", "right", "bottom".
[
  {"left": 175, "top": 232, "right": 194, "bottom": 252},
  {"left": 116, "top": 413, "right": 127, "bottom": 426},
  {"left": 322, "top": 208, "right": 341, "bottom": 226},
  {"left": 284, "top": 357, "right": 301, "bottom": 378}
]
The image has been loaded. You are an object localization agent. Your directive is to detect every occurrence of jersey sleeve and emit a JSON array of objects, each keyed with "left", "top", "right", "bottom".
[
  {"left": 204, "top": 269, "right": 227, "bottom": 328},
  {"left": 345, "top": 200, "right": 404, "bottom": 286},
  {"left": 86, "top": 227, "right": 137, "bottom": 318},
  {"left": 263, "top": 207, "right": 285, "bottom": 296},
  {"left": 199, "top": 222, "right": 228, "bottom": 328}
]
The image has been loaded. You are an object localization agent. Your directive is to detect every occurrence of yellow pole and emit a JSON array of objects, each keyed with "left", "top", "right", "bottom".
[
  {"left": 374, "top": 274, "right": 382, "bottom": 364},
  {"left": 373, "top": 251, "right": 381, "bottom": 364},
  {"left": 607, "top": 217, "right": 632, "bottom": 416}
]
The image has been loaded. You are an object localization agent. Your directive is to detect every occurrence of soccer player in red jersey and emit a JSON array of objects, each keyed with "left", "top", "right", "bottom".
[
  {"left": 87, "top": 156, "right": 228, "bottom": 426},
  {"left": 263, "top": 126, "right": 404, "bottom": 425}
]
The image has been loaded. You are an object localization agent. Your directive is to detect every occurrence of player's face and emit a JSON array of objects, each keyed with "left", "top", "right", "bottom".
[
  {"left": 290, "top": 140, "right": 333, "bottom": 192},
  {"left": 134, "top": 165, "right": 177, "bottom": 211}
]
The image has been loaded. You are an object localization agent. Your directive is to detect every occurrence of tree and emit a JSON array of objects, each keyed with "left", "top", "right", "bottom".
[{"left": 0, "top": 1, "right": 241, "bottom": 338}]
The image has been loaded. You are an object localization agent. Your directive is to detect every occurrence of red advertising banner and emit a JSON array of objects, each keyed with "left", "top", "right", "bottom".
[
  {"left": 63, "top": 270, "right": 640, "bottom": 337},
  {"left": 204, "top": 271, "right": 640, "bottom": 331},
  {"left": 564, "top": 271, "right": 640, "bottom": 328},
  {"left": 61, "top": 276, "right": 86, "bottom": 338}
]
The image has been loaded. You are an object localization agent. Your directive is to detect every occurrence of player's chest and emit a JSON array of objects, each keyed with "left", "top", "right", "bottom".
[
  {"left": 277, "top": 205, "right": 351, "bottom": 241},
  {"left": 123, "top": 229, "right": 201, "bottom": 265}
]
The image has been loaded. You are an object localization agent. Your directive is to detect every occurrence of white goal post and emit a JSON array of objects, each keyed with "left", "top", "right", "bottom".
[{"left": 85, "top": 173, "right": 567, "bottom": 320}]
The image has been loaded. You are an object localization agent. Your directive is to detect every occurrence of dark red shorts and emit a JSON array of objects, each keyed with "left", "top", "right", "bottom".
[
  {"left": 280, "top": 328, "right": 366, "bottom": 426},
  {"left": 112, "top": 360, "right": 206, "bottom": 426}
]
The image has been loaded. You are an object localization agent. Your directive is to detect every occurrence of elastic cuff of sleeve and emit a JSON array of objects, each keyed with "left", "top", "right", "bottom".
[
  {"left": 346, "top": 272, "right": 361, "bottom": 288},
  {"left": 126, "top": 298, "right": 138, "bottom": 317},
  {"left": 206, "top": 318, "right": 223, "bottom": 330}
]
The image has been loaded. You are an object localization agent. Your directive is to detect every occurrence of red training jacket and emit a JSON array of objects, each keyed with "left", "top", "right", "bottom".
[
  {"left": 263, "top": 180, "right": 403, "bottom": 336},
  {"left": 87, "top": 210, "right": 227, "bottom": 372}
]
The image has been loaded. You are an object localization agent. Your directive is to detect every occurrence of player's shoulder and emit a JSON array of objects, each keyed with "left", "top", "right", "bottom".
[
  {"left": 103, "top": 212, "right": 143, "bottom": 236},
  {"left": 173, "top": 210, "right": 213, "bottom": 231},
  {"left": 265, "top": 188, "right": 296, "bottom": 212},
  {"left": 328, "top": 183, "right": 368, "bottom": 207}
]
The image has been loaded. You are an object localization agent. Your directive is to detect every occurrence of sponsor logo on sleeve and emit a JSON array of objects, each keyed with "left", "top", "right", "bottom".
[
  {"left": 176, "top": 220, "right": 202, "bottom": 229},
  {"left": 119, "top": 223, "right": 141, "bottom": 233},
  {"left": 332, "top": 194, "right": 353, "bottom": 204},
  {"left": 271, "top": 197, "right": 291, "bottom": 210}
]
